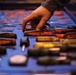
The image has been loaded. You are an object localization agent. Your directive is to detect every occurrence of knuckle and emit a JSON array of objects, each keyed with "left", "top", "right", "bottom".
[{"left": 31, "top": 11, "right": 37, "bottom": 18}]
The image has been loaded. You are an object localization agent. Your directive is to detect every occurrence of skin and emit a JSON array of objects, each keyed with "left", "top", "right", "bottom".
[{"left": 22, "top": 6, "right": 52, "bottom": 31}]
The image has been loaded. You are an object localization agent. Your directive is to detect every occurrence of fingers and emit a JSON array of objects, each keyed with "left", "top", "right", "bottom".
[
  {"left": 22, "top": 15, "right": 34, "bottom": 32},
  {"left": 22, "top": 14, "right": 50, "bottom": 31},
  {"left": 36, "top": 17, "right": 47, "bottom": 30},
  {"left": 31, "top": 18, "right": 40, "bottom": 28}
]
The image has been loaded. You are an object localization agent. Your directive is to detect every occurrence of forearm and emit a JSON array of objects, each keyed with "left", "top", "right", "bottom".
[{"left": 41, "top": 0, "right": 70, "bottom": 14}]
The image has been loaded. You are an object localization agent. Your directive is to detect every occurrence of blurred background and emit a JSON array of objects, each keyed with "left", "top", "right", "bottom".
[
  {"left": 0, "top": 0, "right": 76, "bottom": 4},
  {"left": 71, "top": 0, "right": 76, "bottom": 4}
]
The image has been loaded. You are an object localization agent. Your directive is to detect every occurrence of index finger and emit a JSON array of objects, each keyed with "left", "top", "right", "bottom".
[{"left": 22, "top": 15, "right": 34, "bottom": 32}]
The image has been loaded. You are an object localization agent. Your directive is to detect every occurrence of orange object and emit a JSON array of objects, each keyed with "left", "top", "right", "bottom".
[
  {"left": 56, "top": 32, "right": 76, "bottom": 39},
  {"left": 24, "top": 31, "right": 52, "bottom": 36},
  {"left": 0, "top": 38, "right": 16, "bottom": 46},
  {"left": 56, "top": 34, "right": 64, "bottom": 38}
]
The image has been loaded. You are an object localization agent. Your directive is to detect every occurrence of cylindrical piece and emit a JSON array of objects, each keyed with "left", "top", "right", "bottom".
[
  {"left": 60, "top": 39, "right": 76, "bottom": 44},
  {"left": 0, "top": 32, "right": 17, "bottom": 39},
  {"left": 48, "top": 48, "right": 60, "bottom": 56},
  {"left": 58, "top": 44, "right": 76, "bottom": 52},
  {"left": 28, "top": 47, "right": 60, "bottom": 57},
  {"left": 34, "top": 42, "right": 62, "bottom": 48},
  {"left": 63, "top": 32, "right": 76, "bottom": 39},
  {"left": 24, "top": 31, "right": 52, "bottom": 36},
  {"left": 0, "top": 46, "right": 6, "bottom": 55},
  {"left": 37, "top": 56, "right": 70, "bottom": 66},
  {"left": 24, "top": 30, "right": 41, "bottom": 36},
  {"left": 20, "top": 37, "right": 29, "bottom": 47},
  {"left": 0, "top": 38, "right": 16, "bottom": 46},
  {"left": 36, "top": 36, "right": 59, "bottom": 42},
  {"left": 9, "top": 55, "right": 28, "bottom": 66},
  {"left": 56, "top": 32, "right": 76, "bottom": 39},
  {"left": 55, "top": 29, "right": 76, "bottom": 34},
  {"left": 28, "top": 47, "right": 41, "bottom": 57},
  {"left": 67, "top": 53, "right": 76, "bottom": 60}
]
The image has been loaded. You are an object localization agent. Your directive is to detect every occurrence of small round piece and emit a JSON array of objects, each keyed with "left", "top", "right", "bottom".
[
  {"left": 9, "top": 55, "right": 27, "bottom": 66},
  {"left": 48, "top": 48, "right": 60, "bottom": 56}
]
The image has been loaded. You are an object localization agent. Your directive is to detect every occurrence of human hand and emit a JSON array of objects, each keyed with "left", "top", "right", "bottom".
[{"left": 22, "top": 6, "right": 52, "bottom": 31}]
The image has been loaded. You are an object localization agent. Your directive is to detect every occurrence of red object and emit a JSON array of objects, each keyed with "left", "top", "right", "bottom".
[
  {"left": 41, "top": 31, "right": 52, "bottom": 36},
  {"left": 56, "top": 33, "right": 76, "bottom": 39},
  {"left": 55, "top": 29, "right": 76, "bottom": 34},
  {"left": 24, "top": 31, "right": 40, "bottom": 36},
  {"left": 0, "top": 38, "right": 16, "bottom": 46},
  {"left": 54, "top": 11, "right": 64, "bottom": 16},
  {"left": 24, "top": 31, "right": 52, "bottom": 36},
  {"left": 66, "top": 35, "right": 76, "bottom": 39},
  {"left": 56, "top": 34, "right": 64, "bottom": 38},
  {"left": 64, "top": 32, "right": 76, "bottom": 39}
]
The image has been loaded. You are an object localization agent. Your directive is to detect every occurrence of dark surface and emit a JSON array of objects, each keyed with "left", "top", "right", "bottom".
[{"left": 0, "top": 0, "right": 43, "bottom": 10}]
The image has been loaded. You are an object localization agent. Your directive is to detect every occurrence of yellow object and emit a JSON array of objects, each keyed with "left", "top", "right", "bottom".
[
  {"left": 60, "top": 39, "right": 76, "bottom": 44},
  {"left": 36, "top": 36, "right": 52, "bottom": 42},
  {"left": 34, "top": 42, "right": 62, "bottom": 48},
  {"left": 36, "top": 36, "right": 59, "bottom": 42}
]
